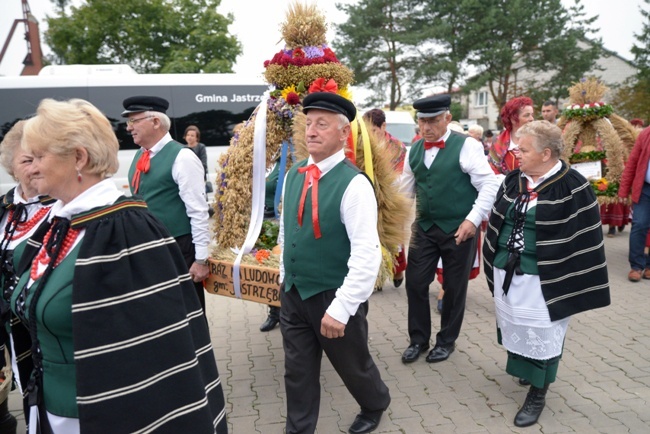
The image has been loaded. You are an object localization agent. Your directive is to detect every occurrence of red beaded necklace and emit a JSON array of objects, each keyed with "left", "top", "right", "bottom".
[
  {"left": 7, "top": 207, "right": 50, "bottom": 241},
  {"left": 30, "top": 226, "right": 81, "bottom": 281}
]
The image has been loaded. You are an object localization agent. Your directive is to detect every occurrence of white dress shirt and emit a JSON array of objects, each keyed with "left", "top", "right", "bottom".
[
  {"left": 279, "top": 149, "right": 382, "bottom": 324},
  {"left": 146, "top": 133, "right": 210, "bottom": 260},
  {"left": 400, "top": 129, "right": 499, "bottom": 227}
]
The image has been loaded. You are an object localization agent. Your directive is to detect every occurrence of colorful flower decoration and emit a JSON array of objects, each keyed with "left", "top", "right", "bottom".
[
  {"left": 590, "top": 178, "right": 618, "bottom": 197},
  {"left": 264, "top": 44, "right": 340, "bottom": 69},
  {"left": 286, "top": 92, "right": 300, "bottom": 105},
  {"left": 337, "top": 86, "right": 352, "bottom": 101},
  {"left": 563, "top": 102, "right": 614, "bottom": 120},
  {"left": 281, "top": 85, "right": 297, "bottom": 100},
  {"left": 309, "top": 77, "right": 338, "bottom": 93}
]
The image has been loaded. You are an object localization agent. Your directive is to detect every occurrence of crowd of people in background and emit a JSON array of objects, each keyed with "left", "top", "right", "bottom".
[{"left": 3, "top": 87, "right": 650, "bottom": 433}]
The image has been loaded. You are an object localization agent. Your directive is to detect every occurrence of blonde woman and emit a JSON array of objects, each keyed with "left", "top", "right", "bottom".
[{"left": 10, "top": 99, "right": 227, "bottom": 433}]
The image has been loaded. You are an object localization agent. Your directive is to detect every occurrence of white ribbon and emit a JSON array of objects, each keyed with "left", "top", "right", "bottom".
[
  {"left": 28, "top": 405, "right": 37, "bottom": 434},
  {"left": 232, "top": 93, "right": 269, "bottom": 298}
]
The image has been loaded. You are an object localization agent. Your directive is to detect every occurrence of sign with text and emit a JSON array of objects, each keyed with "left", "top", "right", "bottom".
[
  {"left": 572, "top": 160, "right": 602, "bottom": 180},
  {"left": 204, "top": 259, "right": 281, "bottom": 307}
]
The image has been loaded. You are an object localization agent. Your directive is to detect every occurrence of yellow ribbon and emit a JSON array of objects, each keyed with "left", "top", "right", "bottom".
[{"left": 355, "top": 115, "right": 374, "bottom": 182}]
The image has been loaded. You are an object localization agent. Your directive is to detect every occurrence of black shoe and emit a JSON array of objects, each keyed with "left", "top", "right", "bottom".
[
  {"left": 514, "top": 385, "right": 548, "bottom": 427},
  {"left": 259, "top": 316, "right": 279, "bottom": 332},
  {"left": 519, "top": 378, "right": 531, "bottom": 386},
  {"left": 401, "top": 343, "right": 429, "bottom": 363},
  {"left": 393, "top": 277, "right": 403, "bottom": 288},
  {"left": 426, "top": 345, "right": 455, "bottom": 363},
  {"left": 348, "top": 410, "right": 384, "bottom": 434}
]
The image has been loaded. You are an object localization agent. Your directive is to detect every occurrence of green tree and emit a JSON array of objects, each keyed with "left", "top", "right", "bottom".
[
  {"left": 50, "top": 0, "right": 71, "bottom": 15},
  {"left": 333, "top": 0, "right": 416, "bottom": 110},
  {"left": 631, "top": 0, "right": 650, "bottom": 80},
  {"left": 405, "top": 0, "right": 483, "bottom": 95},
  {"left": 462, "top": 0, "right": 601, "bottom": 114},
  {"left": 45, "top": 0, "right": 241, "bottom": 73},
  {"left": 612, "top": 0, "right": 650, "bottom": 121}
]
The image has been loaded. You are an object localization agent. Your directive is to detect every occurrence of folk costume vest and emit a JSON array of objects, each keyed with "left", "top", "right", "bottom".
[
  {"left": 283, "top": 159, "right": 361, "bottom": 300},
  {"left": 11, "top": 238, "right": 82, "bottom": 417},
  {"left": 409, "top": 132, "right": 477, "bottom": 234},
  {"left": 483, "top": 161, "right": 610, "bottom": 321},
  {"left": 128, "top": 141, "right": 191, "bottom": 237}
]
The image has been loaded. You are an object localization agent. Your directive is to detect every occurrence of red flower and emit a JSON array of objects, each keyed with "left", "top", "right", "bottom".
[
  {"left": 293, "top": 48, "right": 305, "bottom": 58},
  {"left": 597, "top": 183, "right": 607, "bottom": 191},
  {"left": 309, "top": 78, "right": 338, "bottom": 94},
  {"left": 286, "top": 92, "right": 300, "bottom": 105}
]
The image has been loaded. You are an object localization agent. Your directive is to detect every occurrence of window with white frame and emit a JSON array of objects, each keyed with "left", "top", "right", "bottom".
[{"left": 475, "top": 91, "right": 488, "bottom": 107}]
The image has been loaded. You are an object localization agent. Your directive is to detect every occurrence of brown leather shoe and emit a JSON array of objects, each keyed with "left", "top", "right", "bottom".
[
  {"left": 629, "top": 269, "right": 643, "bottom": 282},
  {"left": 644, "top": 269, "right": 650, "bottom": 280}
]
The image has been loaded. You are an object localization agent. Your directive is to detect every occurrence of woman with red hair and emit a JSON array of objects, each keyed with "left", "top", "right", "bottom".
[{"left": 488, "top": 96, "right": 535, "bottom": 179}]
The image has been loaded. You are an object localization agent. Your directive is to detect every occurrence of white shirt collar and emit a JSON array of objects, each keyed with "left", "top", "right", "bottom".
[
  {"left": 307, "top": 149, "right": 346, "bottom": 177},
  {"left": 146, "top": 132, "right": 173, "bottom": 156},
  {"left": 49, "top": 179, "right": 122, "bottom": 221},
  {"left": 13, "top": 185, "right": 40, "bottom": 204},
  {"left": 522, "top": 160, "right": 562, "bottom": 188}
]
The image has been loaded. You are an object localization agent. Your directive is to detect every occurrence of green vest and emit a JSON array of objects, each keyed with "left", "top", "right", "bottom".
[
  {"left": 409, "top": 133, "right": 477, "bottom": 233},
  {"left": 128, "top": 141, "right": 191, "bottom": 237},
  {"left": 12, "top": 241, "right": 82, "bottom": 418},
  {"left": 494, "top": 202, "right": 539, "bottom": 274},
  {"left": 283, "top": 159, "right": 361, "bottom": 300}
]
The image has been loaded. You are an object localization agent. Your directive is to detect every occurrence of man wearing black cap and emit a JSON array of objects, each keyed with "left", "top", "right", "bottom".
[
  {"left": 122, "top": 95, "right": 210, "bottom": 311},
  {"left": 280, "top": 92, "right": 390, "bottom": 434},
  {"left": 400, "top": 94, "right": 499, "bottom": 364}
]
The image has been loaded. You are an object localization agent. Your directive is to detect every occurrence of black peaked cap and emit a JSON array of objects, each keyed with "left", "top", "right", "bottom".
[
  {"left": 413, "top": 94, "right": 451, "bottom": 118},
  {"left": 121, "top": 96, "right": 170, "bottom": 117},
  {"left": 303, "top": 92, "right": 356, "bottom": 122}
]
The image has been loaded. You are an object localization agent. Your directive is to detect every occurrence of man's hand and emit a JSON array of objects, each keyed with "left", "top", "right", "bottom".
[
  {"left": 321, "top": 313, "right": 346, "bottom": 339},
  {"left": 454, "top": 219, "right": 477, "bottom": 245},
  {"left": 189, "top": 262, "right": 210, "bottom": 282}
]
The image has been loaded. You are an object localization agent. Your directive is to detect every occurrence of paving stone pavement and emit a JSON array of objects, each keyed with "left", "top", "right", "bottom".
[{"left": 6, "top": 228, "right": 650, "bottom": 433}]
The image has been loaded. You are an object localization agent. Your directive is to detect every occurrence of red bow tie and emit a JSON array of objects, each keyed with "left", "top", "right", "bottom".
[{"left": 424, "top": 140, "right": 445, "bottom": 150}]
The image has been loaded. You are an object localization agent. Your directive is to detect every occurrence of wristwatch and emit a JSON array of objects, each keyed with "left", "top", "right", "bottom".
[{"left": 195, "top": 258, "right": 209, "bottom": 266}]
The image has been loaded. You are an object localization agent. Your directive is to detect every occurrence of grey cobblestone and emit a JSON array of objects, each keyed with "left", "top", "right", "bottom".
[{"left": 5, "top": 229, "right": 650, "bottom": 433}]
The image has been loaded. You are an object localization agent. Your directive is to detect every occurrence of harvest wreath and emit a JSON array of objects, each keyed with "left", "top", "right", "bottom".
[
  {"left": 559, "top": 77, "right": 637, "bottom": 202},
  {"left": 206, "top": 3, "right": 410, "bottom": 305}
]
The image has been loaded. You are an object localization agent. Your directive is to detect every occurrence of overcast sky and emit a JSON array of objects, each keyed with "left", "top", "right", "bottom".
[{"left": 0, "top": 0, "right": 645, "bottom": 100}]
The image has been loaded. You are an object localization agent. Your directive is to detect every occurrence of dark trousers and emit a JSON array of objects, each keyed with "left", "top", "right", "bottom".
[
  {"left": 629, "top": 183, "right": 650, "bottom": 271},
  {"left": 175, "top": 234, "right": 206, "bottom": 312},
  {"left": 268, "top": 305, "right": 280, "bottom": 319},
  {"left": 405, "top": 223, "right": 477, "bottom": 348},
  {"left": 280, "top": 285, "right": 390, "bottom": 434}
]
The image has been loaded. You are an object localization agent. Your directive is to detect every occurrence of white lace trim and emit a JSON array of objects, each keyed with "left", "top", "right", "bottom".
[{"left": 493, "top": 267, "right": 570, "bottom": 359}]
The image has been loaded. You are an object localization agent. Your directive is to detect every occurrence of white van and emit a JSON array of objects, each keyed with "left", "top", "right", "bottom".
[
  {"left": 384, "top": 111, "right": 417, "bottom": 145},
  {"left": 0, "top": 71, "right": 268, "bottom": 197}
]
